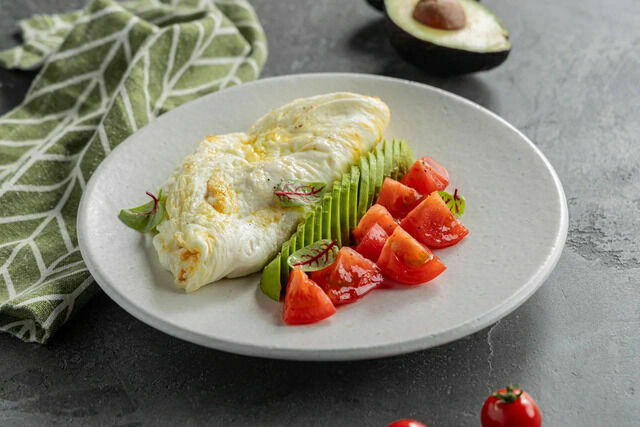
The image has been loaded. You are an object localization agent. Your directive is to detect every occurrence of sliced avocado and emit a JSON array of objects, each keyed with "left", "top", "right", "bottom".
[
  {"left": 383, "top": 139, "right": 394, "bottom": 179},
  {"left": 304, "top": 210, "right": 314, "bottom": 246},
  {"left": 349, "top": 166, "right": 360, "bottom": 238},
  {"left": 391, "top": 138, "right": 401, "bottom": 180},
  {"left": 357, "top": 156, "right": 370, "bottom": 220},
  {"left": 260, "top": 140, "right": 415, "bottom": 300},
  {"left": 399, "top": 139, "right": 414, "bottom": 178},
  {"left": 314, "top": 205, "right": 323, "bottom": 246},
  {"left": 261, "top": 255, "right": 281, "bottom": 301},
  {"left": 331, "top": 183, "right": 342, "bottom": 246},
  {"left": 375, "top": 145, "right": 385, "bottom": 198},
  {"left": 385, "top": 0, "right": 510, "bottom": 75},
  {"left": 367, "top": 151, "right": 377, "bottom": 208},
  {"left": 288, "top": 234, "right": 297, "bottom": 264},
  {"left": 322, "top": 194, "right": 332, "bottom": 240},
  {"left": 295, "top": 222, "right": 305, "bottom": 251},
  {"left": 280, "top": 239, "right": 291, "bottom": 286},
  {"left": 340, "top": 173, "right": 350, "bottom": 246}
]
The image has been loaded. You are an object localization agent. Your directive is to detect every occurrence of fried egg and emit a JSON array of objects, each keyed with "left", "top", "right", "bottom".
[{"left": 153, "top": 92, "right": 390, "bottom": 292}]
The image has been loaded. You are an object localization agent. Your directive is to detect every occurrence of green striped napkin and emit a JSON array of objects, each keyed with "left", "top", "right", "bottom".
[{"left": 0, "top": 0, "right": 267, "bottom": 343}]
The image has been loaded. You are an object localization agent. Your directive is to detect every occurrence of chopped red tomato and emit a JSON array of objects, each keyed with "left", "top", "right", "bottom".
[
  {"left": 401, "top": 156, "right": 449, "bottom": 195},
  {"left": 376, "top": 177, "right": 423, "bottom": 219},
  {"left": 400, "top": 191, "right": 469, "bottom": 248},
  {"left": 353, "top": 204, "right": 398, "bottom": 242},
  {"left": 388, "top": 420, "right": 427, "bottom": 427},
  {"left": 283, "top": 267, "right": 336, "bottom": 325},
  {"left": 311, "top": 247, "right": 384, "bottom": 305},
  {"left": 377, "top": 227, "right": 446, "bottom": 285},
  {"left": 355, "top": 223, "right": 389, "bottom": 262}
]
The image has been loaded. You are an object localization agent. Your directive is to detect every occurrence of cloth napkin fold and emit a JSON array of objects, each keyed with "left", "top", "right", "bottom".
[{"left": 0, "top": 0, "right": 267, "bottom": 343}]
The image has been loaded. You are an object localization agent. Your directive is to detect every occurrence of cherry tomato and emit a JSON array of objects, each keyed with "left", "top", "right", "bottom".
[
  {"left": 376, "top": 177, "right": 423, "bottom": 218},
  {"left": 283, "top": 267, "right": 336, "bottom": 325},
  {"left": 310, "top": 247, "right": 383, "bottom": 305},
  {"left": 352, "top": 204, "right": 398, "bottom": 242},
  {"left": 401, "top": 156, "right": 449, "bottom": 195},
  {"left": 377, "top": 226, "right": 446, "bottom": 285},
  {"left": 481, "top": 385, "right": 542, "bottom": 427},
  {"left": 400, "top": 191, "right": 469, "bottom": 248},
  {"left": 355, "top": 223, "right": 389, "bottom": 262},
  {"left": 388, "top": 420, "right": 427, "bottom": 427}
]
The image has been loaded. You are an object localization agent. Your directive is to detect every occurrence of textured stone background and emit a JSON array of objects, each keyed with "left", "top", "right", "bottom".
[{"left": 0, "top": 0, "right": 639, "bottom": 425}]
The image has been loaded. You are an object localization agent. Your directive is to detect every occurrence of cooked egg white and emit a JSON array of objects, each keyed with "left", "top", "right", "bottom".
[{"left": 152, "top": 92, "right": 390, "bottom": 292}]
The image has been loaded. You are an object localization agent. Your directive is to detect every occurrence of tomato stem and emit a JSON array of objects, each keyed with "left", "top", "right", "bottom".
[{"left": 492, "top": 384, "right": 523, "bottom": 403}]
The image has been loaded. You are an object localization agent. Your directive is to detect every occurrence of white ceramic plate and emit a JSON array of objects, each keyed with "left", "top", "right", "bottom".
[{"left": 78, "top": 73, "right": 567, "bottom": 361}]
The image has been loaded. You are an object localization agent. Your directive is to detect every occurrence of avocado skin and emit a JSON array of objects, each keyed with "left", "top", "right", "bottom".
[
  {"left": 366, "top": 0, "right": 385, "bottom": 12},
  {"left": 385, "top": 15, "right": 510, "bottom": 75}
]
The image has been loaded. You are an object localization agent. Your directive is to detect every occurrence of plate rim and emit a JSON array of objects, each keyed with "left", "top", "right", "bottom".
[{"left": 77, "top": 72, "right": 568, "bottom": 361}]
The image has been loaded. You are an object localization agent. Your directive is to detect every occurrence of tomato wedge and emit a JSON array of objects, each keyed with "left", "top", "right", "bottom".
[
  {"left": 376, "top": 178, "right": 423, "bottom": 219},
  {"left": 353, "top": 204, "right": 398, "bottom": 242},
  {"left": 311, "top": 247, "right": 384, "bottom": 305},
  {"left": 283, "top": 267, "right": 336, "bottom": 325},
  {"left": 400, "top": 191, "right": 469, "bottom": 248},
  {"left": 401, "top": 156, "right": 449, "bottom": 195},
  {"left": 355, "top": 223, "right": 389, "bottom": 262},
  {"left": 377, "top": 227, "right": 446, "bottom": 285}
]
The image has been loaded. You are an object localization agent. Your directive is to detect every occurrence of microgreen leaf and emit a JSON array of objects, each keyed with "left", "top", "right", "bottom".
[
  {"left": 274, "top": 180, "right": 326, "bottom": 206},
  {"left": 118, "top": 191, "right": 166, "bottom": 233},
  {"left": 439, "top": 188, "right": 465, "bottom": 218},
  {"left": 287, "top": 239, "right": 339, "bottom": 272}
]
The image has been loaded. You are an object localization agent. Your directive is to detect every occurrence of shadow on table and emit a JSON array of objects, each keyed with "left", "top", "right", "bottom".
[
  {"left": 348, "top": 18, "right": 498, "bottom": 112},
  {"left": 0, "top": 68, "right": 37, "bottom": 114},
  {"left": 24, "top": 290, "right": 541, "bottom": 425}
]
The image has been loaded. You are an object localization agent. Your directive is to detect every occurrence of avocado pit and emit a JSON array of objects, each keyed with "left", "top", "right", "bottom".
[{"left": 413, "top": 0, "right": 466, "bottom": 30}]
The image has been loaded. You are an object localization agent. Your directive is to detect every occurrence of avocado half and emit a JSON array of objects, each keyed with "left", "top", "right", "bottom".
[{"left": 384, "top": 0, "right": 510, "bottom": 75}]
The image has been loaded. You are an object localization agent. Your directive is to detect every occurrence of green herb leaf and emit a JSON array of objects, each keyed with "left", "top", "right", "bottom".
[
  {"left": 439, "top": 189, "right": 466, "bottom": 218},
  {"left": 275, "top": 180, "right": 326, "bottom": 206},
  {"left": 287, "top": 239, "right": 338, "bottom": 272},
  {"left": 118, "top": 191, "right": 166, "bottom": 233}
]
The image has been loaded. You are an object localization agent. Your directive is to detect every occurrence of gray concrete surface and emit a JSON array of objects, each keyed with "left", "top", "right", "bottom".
[{"left": 0, "top": 0, "right": 639, "bottom": 425}]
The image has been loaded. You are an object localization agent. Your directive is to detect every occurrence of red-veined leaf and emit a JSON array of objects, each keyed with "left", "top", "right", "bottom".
[
  {"left": 287, "top": 239, "right": 339, "bottom": 272},
  {"left": 274, "top": 180, "right": 326, "bottom": 206},
  {"left": 118, "top": 190, "right": 166, "bottom": 233},
  {"left": 438, "top": 188, "right": 466, "bottom": 218}
]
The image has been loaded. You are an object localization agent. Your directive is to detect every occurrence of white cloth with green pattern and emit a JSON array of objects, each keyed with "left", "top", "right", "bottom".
[{"left": 0, "top": 0, "right": 267, "bottom": 343}]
